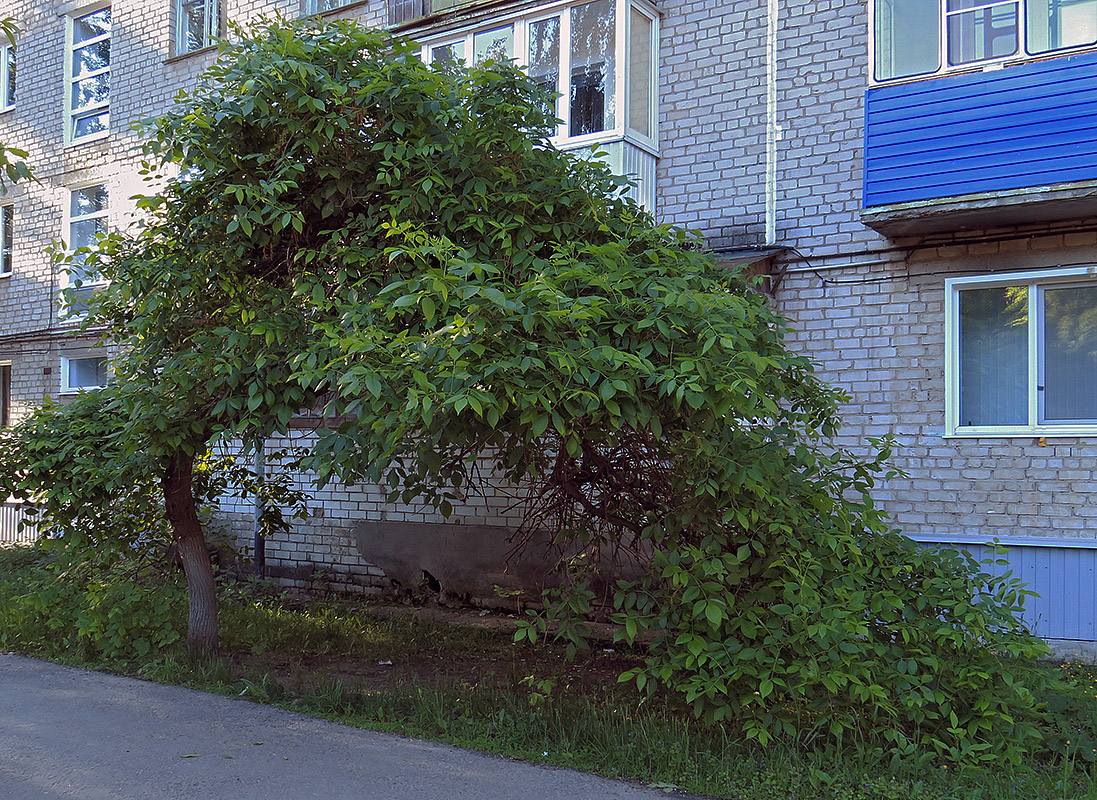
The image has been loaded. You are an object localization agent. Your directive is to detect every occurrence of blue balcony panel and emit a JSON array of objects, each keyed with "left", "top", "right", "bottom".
[
  {"left": 911, "top": 534, "right": 1097, "bottom": 643},
  {"left": 872, "top": 121, "right": 1097, "bottom": 165},
  {"left": 864, "top": 50, "right": 1097, "bottom": 213}
]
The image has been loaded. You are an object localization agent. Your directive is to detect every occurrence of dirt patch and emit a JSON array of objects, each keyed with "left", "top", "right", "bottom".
[
  {"left": 361, "top": 602, "right": 625, "bottom": 641},
  {"left": 227, "top": 602, "right": 644, "bottom": 699}
]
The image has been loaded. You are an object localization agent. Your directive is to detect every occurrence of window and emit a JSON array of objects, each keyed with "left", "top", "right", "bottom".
[
  {"left": 389, "top": 0, "right": 483, "bottom": 25},
  {"left": 422, "top": 0, "right": 657, "bottom": 148},
  {"left": 63, "top": 184, "right": 108, "bottom": 316},
  {"left": 307, "top": 0, "right": 358, "bottom": 13},
  {"left": 67, "top": 6, "right": 110, "bottom": 142},
  {"left": 60, "top": 355, "right": 107, "bottom": 393},
  {"left": 176, "top": 0, "right": 219, "bottom": 55},
  {"left": 873, "top": 0, "right": 1097, "bottom": 81},
  {"left": 473, "top": 25, "right": 514, "bottom": 65},
  {"left": 0, "top": 42, "right": 14, "bottom": 111},
  {"left": 0, "top": 205, "right": 12, "bottom": 276},
  {"left": 946, "top": 267, "right": 1097, "bottom": 435},
  {"left": 0, "top": 364, "right": 10, "bottom": 427}
]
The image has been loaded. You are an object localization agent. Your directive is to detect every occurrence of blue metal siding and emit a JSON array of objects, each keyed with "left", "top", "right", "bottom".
[
  {"left": 925, "top": 541, "right": 1097, "bottom": 641},
  {"left": 864, "top": 51, "right": 1097, "bottom": 207}
]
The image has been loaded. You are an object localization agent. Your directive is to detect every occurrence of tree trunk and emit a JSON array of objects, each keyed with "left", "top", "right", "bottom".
[{"left": 163, "top": 453, "right": 219, "bottom": 655}]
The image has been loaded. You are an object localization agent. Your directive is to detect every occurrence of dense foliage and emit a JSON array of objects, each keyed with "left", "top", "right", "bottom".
[
  {"left": 3, "top": 543, "right": 1093, "bottom": 799},
  {"left": 0, "top": 393, "right": 184, "bottom": 659},
  {"left": 0, "top": 16, "right": 1052, "bottom": 760}
]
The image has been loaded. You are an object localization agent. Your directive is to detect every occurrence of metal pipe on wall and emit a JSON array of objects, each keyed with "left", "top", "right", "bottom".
[
  {"left": 253, "top": 440, "right": 265, "bottom": 579},
  {"left": 765, "top": 0, "right": 779, "bottom": 245}
]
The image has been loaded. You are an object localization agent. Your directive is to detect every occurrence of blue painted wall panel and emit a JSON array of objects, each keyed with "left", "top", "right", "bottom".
[
  {"left": 864, "top": 51, "right": 1097, "bottom": 207},
  {"left": 876, "top": 127, "right": 1097, "bottom": 170},
  {"left": 927, "top": 541, "right": 1097, "bottom": 641}
]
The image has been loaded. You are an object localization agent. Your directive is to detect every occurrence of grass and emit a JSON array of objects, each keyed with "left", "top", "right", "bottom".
[{"left": 3, "top": 543, "right": 1097, "bottom": 799}]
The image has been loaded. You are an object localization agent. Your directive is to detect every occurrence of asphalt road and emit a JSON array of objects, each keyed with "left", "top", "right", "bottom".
[{"left": 0, "top": 653, "right": 695, "bottom": 800}]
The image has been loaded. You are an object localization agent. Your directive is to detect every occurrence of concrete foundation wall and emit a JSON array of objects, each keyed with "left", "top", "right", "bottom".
[{"left": 214, "top": 433, "right": 533, "bottom": 594}]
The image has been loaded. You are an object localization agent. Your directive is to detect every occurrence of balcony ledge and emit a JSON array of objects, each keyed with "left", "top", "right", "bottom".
[{"left": 861, "top": 179, "right": 1097, "bottom": 236}]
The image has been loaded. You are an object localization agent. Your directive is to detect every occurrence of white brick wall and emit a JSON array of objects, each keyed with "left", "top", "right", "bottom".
[
  {"left": 654, "top": 0, "right": 1097, "bottom": 543},
  {"left": 5, "top": 0, "right": 1096, "bottom": 590},
  {"left": 779, "top": 235, "right": 1097, "bottom": 540}
]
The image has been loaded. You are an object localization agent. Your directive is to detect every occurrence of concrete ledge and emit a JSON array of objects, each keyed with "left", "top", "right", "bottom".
[
  {"left": 862, "top": 180, "right": 1097, "bottom": 236},
  {"left": 1045, "top": 639, "right": 1097, "bottom": 663},
  {"left": 352, "top": 521, "right": 560, "bottom": 600},
  {"left": 352, "top": 520, "right": 645, "bottom": 600},
  {"left": 907, "top": 532, "right": 1097, "bottom": 550}
]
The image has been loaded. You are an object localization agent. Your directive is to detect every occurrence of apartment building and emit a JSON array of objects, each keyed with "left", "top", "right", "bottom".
[{"left": 4, "top": 0, "right": 1097, "bottom": 646}]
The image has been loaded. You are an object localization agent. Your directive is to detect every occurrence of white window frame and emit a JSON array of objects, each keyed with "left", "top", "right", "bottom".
[
  {"left": 175, "top": 0, "right": 220, "bottom": 56},
  {"left": 65, "top": 3, "right": 111, "bottom": 145},
  {"left": 0, "top": 204, "right": 12, "bottom": 277},
  {"left": 871, "top": 0, "right": 1097, "bottom": 84},
  {"left": 0, "top": 41, "right": 14, "bottom": 112},
  {"left": 945, "top": 265, "right": 1097, "bottom": 437},
  {"left": 305, "top": 0, "right": 356, "bottom": 13},
  {"left": 61, "top": 181, "right": 109, "bottom": 318},
  {"left": 60, "top": 354, "right": 108, "bottom": 394},
  {"left": 419, "top": 0, "right": 659, "bottom": 154}
]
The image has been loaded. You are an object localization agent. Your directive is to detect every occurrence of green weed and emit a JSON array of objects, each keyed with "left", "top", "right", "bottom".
[{"left": 3, "top": 549, "right": 1097, "bottom": 800}]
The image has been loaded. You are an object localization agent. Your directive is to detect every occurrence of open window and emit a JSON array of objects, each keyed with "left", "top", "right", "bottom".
[
  {"left": 419, "top": 0, "right": 658, "bottom": 208},
  {"left": 422, "top": 1, "right": 657, "bottom": 150}
]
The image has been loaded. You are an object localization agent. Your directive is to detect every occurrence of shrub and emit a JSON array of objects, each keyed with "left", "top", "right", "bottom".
[{"left": 0, "top": 543, "right": 185, "bottom": 661}]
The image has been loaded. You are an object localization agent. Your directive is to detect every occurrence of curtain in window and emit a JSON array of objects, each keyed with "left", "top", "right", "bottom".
[
  {"left": 959, "top": 286, "right": 1028, "bottom": 426},
  {"left": 1043, "top": 285, "right": 1097, "bottom": 421}
]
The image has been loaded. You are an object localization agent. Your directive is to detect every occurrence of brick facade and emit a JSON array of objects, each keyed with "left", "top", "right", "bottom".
[
  {"left": 5, "top": 0, "right": 1096, "bottom": 602},
  {"left": 658, "top": 0, "right": 1097, "bottom": 545}
]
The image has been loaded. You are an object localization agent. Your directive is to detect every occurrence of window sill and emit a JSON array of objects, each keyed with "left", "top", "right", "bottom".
[
  {"left": 871, "top": 44, "right": 1097, "bottom": 89},
  {"left": 555, "top": 132, "right": 660, "bottom": 158},
  {"left": 58, "top": 387, "right": 104, "bottom": 395},
  {"left": 64, "top": 132, "right": 109, "bottom": 149},
  {"left": 165, "top": 45, "right": 217, "bottom": 65},
  {"left": 944, "top": 428, "right": 1097, "bottom": 439},
  {"left": 906, "top": 532, "right": 1097, "bottom": 550}
]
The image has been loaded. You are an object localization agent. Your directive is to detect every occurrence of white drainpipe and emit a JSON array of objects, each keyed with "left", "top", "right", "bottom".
[{"left": 765, "top": 0, "right": 780, "bottom": 246}]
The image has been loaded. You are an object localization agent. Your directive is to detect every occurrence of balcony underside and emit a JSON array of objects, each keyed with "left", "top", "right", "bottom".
[{"left": 861, "top": 179, "right": 1097, "bottom": 236}]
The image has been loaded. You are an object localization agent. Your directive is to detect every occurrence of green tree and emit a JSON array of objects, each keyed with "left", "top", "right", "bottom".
[{"left": 1, "top": 16, "right": 1049, "bottom": 759}]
